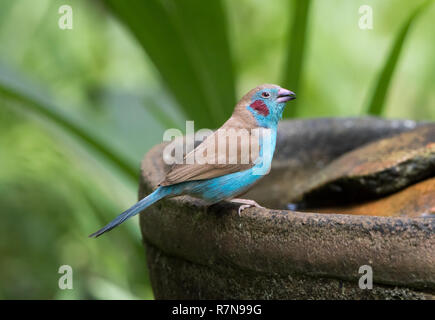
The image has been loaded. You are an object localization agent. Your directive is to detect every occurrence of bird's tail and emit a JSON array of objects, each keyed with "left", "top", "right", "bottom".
[{"left": 89, "top": 186, "right": 168, "bottom": 238}]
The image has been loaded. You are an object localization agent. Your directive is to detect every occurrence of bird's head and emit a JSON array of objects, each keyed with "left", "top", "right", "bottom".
[{"left": 235, "top": 84, "right": 296, "bottom": 128}]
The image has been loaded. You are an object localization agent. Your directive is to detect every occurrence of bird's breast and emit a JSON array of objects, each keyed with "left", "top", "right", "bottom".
[{"left": 181, "top": 129, "right": 277, "bottom": 204}]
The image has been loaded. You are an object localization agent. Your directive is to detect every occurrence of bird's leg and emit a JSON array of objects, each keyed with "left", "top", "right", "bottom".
[{"left": 230, "top": 198, "right": 264, "bottom": 216}]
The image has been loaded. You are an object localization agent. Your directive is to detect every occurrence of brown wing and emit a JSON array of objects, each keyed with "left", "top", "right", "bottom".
[{"left": 159, "top": 126, "right": 261, "bottom": 186}]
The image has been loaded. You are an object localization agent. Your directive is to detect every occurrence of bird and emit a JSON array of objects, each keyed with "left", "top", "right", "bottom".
[{"left": 90, "top": 84, "right": 296, "bottom": 237}]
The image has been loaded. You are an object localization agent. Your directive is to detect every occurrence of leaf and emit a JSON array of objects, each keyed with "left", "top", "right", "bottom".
[
  {"left": 0, "top": 64, "right": 138, "bottom": 181},
  {"left": 102, "top": 0, "right": 236, "bottom": 128},
  {"left": 282, "top": 0, "right": 312, "bottom": 118},
  {"left": 87, "top": 277, "right": 141, "bottom": 300},
  {"left": 366, "top": 0, "right": 433, "bottom": 115}
]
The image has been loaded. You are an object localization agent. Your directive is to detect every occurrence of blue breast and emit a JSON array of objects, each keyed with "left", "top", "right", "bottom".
[{"left": 167, "top": 128, "right": 277, "bottom": 204}]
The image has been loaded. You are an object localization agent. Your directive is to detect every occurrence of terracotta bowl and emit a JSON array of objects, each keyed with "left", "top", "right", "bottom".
[{"left": 139, "top": 117, "right": 434, "bottom": 299}]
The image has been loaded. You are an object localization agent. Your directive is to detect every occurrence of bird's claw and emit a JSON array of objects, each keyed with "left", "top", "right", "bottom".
[
  {"left": 230, "top": 198, "right": 264, "bottom": 216},
  {"left": 238, "top": 204, "right": 251, "bottom": 216}
]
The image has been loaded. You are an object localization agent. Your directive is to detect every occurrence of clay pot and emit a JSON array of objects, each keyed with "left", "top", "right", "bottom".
[{"left": 139, "top": 118, "right": 435, "bottom": 299}]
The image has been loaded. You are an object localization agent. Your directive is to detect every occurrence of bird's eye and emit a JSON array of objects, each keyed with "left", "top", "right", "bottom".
[{"left": 261, "top": 92, "right": 270, "bottom": 98}]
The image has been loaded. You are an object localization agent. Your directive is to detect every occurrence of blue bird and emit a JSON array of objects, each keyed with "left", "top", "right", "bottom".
[{"left": 90, "top": 84, "right": 295, "bottom": 237}]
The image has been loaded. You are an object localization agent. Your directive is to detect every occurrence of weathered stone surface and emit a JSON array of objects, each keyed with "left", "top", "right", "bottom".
[
  {"left": 312, "top": 177, "right": 435, "bottom": 218},
  {"left": 146, "top": 243, "right": 433, "bottom": 300},
  {"left": 290, "top": 125, "right": 435, "bottom": 206},
  {"left": 139, "top": 118, "right": 435, "bottom": 300},
  {"left": 245, "top": 117, "right": 422, "bottom": 209}
]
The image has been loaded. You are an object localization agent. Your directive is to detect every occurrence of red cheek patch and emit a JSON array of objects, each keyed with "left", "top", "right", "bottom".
[{"left": 250, "top": 100, "right": 269, "bottom": 116}]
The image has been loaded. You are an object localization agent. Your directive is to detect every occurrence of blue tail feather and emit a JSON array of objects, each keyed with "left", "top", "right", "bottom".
[{"left": 89, "top": 187, "right": 167, "bottom": 238}]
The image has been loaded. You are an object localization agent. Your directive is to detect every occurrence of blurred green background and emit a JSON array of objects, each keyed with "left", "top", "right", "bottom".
[{"left": 0, "top": 0, "right": 434, "bottom": 299}]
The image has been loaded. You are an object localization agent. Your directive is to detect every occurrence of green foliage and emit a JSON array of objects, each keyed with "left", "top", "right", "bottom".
[
  {"left": 0, "top": 64, "right": 138, "bottom": 181},
  {"left": 366, "top": 0, "right": 433, "bottom": 115},
  {"left": 282, "top": 0, "right": 312, "bottom": 117},
  {"left": 103, "top": 0, "right": 236, "bottom": 128}
]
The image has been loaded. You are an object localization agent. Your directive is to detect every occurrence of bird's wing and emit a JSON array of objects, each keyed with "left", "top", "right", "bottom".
[{"left": 159, "top": 127, "right": 261, "bottom": 186}]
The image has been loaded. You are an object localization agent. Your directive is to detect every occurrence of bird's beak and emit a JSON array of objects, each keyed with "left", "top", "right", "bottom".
[{"left": 277, "top": 88, "right": 296, "bottom": 103}]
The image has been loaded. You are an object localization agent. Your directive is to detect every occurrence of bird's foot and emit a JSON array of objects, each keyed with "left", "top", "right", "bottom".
[{"left": 230, "top": 198, "right": 264, "bottom": 216}]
